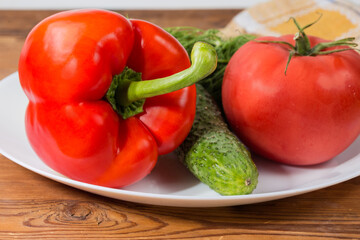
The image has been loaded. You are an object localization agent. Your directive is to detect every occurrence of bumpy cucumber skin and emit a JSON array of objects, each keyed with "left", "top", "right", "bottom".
[{"left": 176, "top": 84, "right": 258, "bottom": 195}]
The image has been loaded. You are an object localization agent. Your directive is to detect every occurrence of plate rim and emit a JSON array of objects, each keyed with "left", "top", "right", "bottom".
[{"left": 1, "top": 72, "right": 360, "bottom": 207}]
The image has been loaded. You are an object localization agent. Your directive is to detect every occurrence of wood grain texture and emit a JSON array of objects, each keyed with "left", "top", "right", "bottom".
[{"left": 1, "top": 10, "right": 360, "bottom": 240}]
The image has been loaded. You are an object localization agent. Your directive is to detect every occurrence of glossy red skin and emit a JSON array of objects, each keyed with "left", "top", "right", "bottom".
[
  {"left": 222, "top": 35, "right": 360, "bottom": 165},
  {"left": 18, "top": 9, "right": 195, "bottom": 187},
  {"left": 127, "top": 20, "right": 195, "bottom": 155}
]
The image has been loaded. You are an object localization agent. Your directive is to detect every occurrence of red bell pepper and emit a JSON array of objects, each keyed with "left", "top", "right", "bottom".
[{"left": 18, "top": 9, "right": 217, "bottom": 187}]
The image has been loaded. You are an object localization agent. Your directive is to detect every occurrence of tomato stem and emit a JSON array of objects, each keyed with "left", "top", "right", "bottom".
[
  {"left": 291, "top": 15, "right": 320, "bottom": 55},
  {"left": 255, "top": 14, "right": 359, "bottom": 75}
]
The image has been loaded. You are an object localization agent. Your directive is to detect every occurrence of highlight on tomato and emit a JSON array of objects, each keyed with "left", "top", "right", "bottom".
[{"left": 222, "top": 16, "right": 360, "bottom": 166}]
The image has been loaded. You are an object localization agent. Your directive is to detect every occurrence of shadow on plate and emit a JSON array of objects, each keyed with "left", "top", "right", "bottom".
[{"left": 123, "top": 153, "right": 200, "bottom": 194}]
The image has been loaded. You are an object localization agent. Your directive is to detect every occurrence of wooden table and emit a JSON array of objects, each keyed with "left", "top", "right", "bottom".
[{"left": 1, "top": 10, "right": 360, "bottom": 240}]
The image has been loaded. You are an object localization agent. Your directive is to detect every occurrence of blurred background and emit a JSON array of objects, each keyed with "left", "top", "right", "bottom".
[{"left": 0, "top": 0, "right": 266, "bottom": 10}]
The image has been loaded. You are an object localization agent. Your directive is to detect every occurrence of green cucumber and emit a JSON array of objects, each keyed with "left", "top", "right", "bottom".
[{"left": 175, "top": 84, "right": 258, "bottom": 195}]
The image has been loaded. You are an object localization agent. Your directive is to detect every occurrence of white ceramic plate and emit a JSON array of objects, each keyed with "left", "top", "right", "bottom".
[{"left": 1, "top": 72, "right": 360, "bottom": 207}]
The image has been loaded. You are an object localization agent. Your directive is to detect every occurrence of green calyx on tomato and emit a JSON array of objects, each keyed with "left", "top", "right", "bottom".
[
  {"left": 222, "top": 15, "right": 360, "bottom": 166},
  {"left": 106, "top": 41, "right": 217, "bottom": 119},
  {"left": 256, "top": 15, "right": 359, "bottom": 74}
]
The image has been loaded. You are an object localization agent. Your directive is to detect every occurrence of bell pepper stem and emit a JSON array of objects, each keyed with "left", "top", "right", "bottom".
[{"left": 120, "top": 41, "right": 217, "bottom": 106}]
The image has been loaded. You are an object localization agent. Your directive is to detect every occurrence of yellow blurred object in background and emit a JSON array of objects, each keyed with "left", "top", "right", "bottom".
[{"left": 225, "top": 0, "right": 360, "bottom": 43}]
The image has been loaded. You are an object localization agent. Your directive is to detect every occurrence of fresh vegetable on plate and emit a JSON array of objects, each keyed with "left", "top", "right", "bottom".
[
  {"left": 18, "top": 9, "right": 217, "bottom": 188},
  {"left": 167, "top": 27, "right": 256, "bottom": 106},
  {"left": 176, "top": 84, "right": 258, "bottom": 195},
  {"left": 167, "top": 28, "right": 258, "bottom": 195},
  {"left": 222, "top": 17, "right": 360, "bottom": 166}
]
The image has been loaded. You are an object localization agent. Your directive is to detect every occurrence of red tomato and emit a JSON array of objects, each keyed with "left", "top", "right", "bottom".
[{"left": 222, "top": 34, "right": 360, "bottom": 165}]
